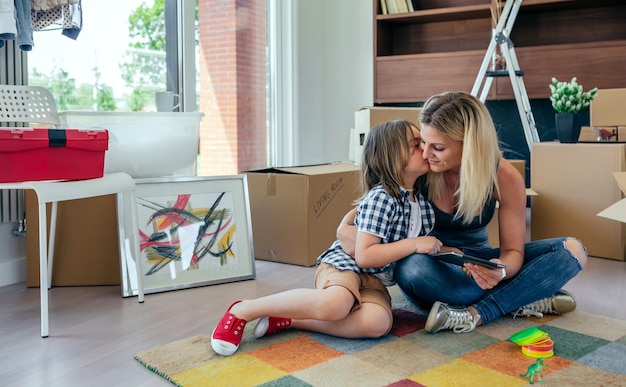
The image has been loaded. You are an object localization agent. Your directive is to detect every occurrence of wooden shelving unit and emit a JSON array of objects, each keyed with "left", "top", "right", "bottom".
[{"left": 374, "top": 0, "right": 626, "bottom": 104}]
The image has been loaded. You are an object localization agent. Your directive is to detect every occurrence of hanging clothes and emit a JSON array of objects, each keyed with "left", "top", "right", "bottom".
[
  {"left": 31, "top": 0, "right": 78, "bottom": 12},
  {"left": 61, "top": 0, "right": 81, "bottom": 40},
  {"left": 32, "top": 4, "right": 72, "bottom": 30},
  {"left": 16, "top": 0, "right": 34, "bottom": 50},
  {"left": 0, "top": 0, "right": 33, "bottom": 51},
  {"left": 0, "top": 0, "right": 81, "bottom": 51},
  {"left": 31, "top": 0, "right": 83, "bottom": 40},
  {"left": 0, "top": 0, "right": 18, "bottom": 48}
]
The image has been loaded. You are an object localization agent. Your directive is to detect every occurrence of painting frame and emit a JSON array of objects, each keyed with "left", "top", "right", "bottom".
[{"left": 121, "top": 175, "right": 255, "bottom": 296}]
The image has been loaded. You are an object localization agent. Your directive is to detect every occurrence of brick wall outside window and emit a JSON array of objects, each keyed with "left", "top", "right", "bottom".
[{"left": 197, "top": 0, "right": 267, "bottom": 176}]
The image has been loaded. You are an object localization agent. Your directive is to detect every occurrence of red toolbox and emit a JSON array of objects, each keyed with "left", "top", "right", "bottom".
[{"left": 0, "top": 128, "right": 109, "bottom": 183}]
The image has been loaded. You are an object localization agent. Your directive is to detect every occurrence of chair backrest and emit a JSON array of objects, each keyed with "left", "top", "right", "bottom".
[{"left": 0, "top": 85, "right": 60, "bottom": 127}]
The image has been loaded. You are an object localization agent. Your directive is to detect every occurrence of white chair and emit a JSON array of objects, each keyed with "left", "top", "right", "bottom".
[
  {"left": 0, "top": 85, "right": 144, "bottom": 337},
  {"left": 0, "top": 85, "right": 61, "bottom": 126}
]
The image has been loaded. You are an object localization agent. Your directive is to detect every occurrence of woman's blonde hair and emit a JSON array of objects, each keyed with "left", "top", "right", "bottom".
[
  {"left": 420, "top": 92, "right": 501, "bottom": 224},
  {"left": 360, "top": 119, "right": 419, "bottom": 200}
]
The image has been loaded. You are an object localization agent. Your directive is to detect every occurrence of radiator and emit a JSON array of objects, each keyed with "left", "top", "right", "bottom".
[
  {"left": 0, "top": 189, "right": 24, "bottom": 223},
  {"left": 1, "top": 40, "right": 28, "bottom": 225}
]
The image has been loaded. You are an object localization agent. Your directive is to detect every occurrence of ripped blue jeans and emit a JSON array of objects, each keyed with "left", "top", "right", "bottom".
[{"left": 394, "top": 238, "right": 585, "bottom": 324}]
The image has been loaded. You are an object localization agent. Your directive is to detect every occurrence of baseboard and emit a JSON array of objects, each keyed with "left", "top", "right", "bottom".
[{"left": 0, "top": 257, "right": 27, "bottom": 287}]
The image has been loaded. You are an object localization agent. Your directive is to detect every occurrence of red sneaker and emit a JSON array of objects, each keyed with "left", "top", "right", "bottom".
[
  {"left": 211, "top": 301, "right": 247, "bottom": 356},
  {"left": 253, "top": 316, "right": 292, "bottom": 338}
]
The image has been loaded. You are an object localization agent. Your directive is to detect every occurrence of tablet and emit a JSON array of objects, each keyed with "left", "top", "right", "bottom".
[{"left": 429, "top": 252, "right": 506, "bottom": 269}]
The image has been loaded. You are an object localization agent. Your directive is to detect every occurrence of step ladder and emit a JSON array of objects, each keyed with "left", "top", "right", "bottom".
[{"left": 471, "top": 0, "right": 540, "bottom": 151}]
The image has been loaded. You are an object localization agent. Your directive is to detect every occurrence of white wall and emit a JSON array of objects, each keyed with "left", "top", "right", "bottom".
[
  {"left": 290, "top": 0, "right": 373, "bottom": 165},
  {"left": 0, "top": 1, "right": 374, "bottom": 286},
  {"left": 0, "top": 223, "right": 27, "bottom": 286}
]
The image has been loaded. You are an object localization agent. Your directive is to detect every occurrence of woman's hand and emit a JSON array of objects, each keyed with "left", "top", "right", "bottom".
[{"left": 463, "top": 261, "right": 506, "bottom": 290}]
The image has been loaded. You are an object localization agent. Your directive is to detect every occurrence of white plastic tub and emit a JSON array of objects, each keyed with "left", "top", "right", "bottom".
[{"left": 59, "top": 111, "right": 204, "bottom": 178}]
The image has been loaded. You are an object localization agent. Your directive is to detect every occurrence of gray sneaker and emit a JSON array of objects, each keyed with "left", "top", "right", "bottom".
[
  {"left": 424, "top": 301, "right": 481, "bottom": 334},
  {"left": 512, "top": 290, "right": 576, "bottom": 319}
]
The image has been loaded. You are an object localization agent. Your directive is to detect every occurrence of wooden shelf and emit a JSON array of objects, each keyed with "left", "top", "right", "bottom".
[
  {"left": 518, "top": 0, "right": 623, "bottom": 11},
  {"left": 376, "top": 4, "right": 491, "bottom": 24},
  {"left": 374, "top": 0, "right": 626, "bottom": 103},
  {"left": 375, "top": 50, "right": 486, "bottom": 103},
  {"left": 496, "top": 40, "right": 626, "bottom": 100}
]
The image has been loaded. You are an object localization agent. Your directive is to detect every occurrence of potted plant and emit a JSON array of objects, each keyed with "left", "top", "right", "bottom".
[{"left": 549, "top": 77, "right": 598, "bottom": 143}]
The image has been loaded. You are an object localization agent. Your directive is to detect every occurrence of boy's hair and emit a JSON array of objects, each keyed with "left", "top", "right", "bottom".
[
  {"left": 360, "top": 119, "right": 418, "bottom": 200},
  {"left": 419, "top": 91, "right": 501, "bottom": 224}
]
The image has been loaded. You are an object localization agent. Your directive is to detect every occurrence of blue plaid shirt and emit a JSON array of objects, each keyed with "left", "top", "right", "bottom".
[{"left": 317, "top": 185, "right": 435, "bottom": 286}]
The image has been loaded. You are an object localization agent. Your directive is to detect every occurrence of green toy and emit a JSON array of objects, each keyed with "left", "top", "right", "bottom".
[{"left": 520, "top": 358, "right": 546, "bottom": 384}]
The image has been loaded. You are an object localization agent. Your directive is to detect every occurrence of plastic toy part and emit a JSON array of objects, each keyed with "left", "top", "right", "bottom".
[{"left": 520, "top": 358, "right": 547, "bottom": 384}]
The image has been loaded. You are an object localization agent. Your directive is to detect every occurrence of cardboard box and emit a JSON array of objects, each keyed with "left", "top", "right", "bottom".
[
  {"left": 531, "top": 142, "right": 626, "bottom": 261},
  {"left": 578, "top": 126, "right": 619, "bottom": 142},
  {"left": 596, "top": 172, "right": 626, "bottom": 261},
  {"left": 590, "top": 88, "right": 626, "bottom": 127},
  {"left": 578, "top": 126, "right": 594, "bottom": 142},
  {"left": 26, "top": 191, "right": 122, "bottom": 287},
  {"left": 509, "top": 159, "right": 526, "bottom": 180},
  {"left": 351, "top": 107, "right": 422, "bottom": 163},
  {"left": 0, "top": 128, "right": 108, "bottom": 182},
  {"left": 598, "top": 172, "right": 626, "bottom": 224},
  {"left": 245, "top": 162, "right": 362, "bottom": 266}
]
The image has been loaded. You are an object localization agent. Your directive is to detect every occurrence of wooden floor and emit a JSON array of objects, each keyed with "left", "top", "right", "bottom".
[{"left": 1, "top": 256, "right": 625, "bottom": 387}]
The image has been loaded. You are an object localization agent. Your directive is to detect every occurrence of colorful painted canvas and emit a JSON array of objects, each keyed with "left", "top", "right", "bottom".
[{"left": 122, "top": 175, "right": 255, "bottom": 296}]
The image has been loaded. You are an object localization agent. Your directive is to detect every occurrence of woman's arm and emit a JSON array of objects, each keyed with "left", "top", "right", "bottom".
[
  {"left": 493, "top": 157, "right": 526, "bottom": 276},
  {"left": 496, "top": 159, "right": 526, "bottom": 277},
  {"left": 336, "top": 207, "right": 357, "bottom": 257}
]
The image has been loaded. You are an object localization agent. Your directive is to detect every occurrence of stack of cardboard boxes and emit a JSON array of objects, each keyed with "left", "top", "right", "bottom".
[
  {"left": 590, "top": 90, "right": 626, "bottom": 260},
  {"left": 579, "top": 88, "right": 626, "bottom": 142},
  {"left": 532, "top": 89, "right": 626, "bottom": 261}
]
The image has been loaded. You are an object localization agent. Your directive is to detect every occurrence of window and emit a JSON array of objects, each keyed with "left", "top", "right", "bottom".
[
  {"left": 26, "top": 0, "right": 269, "bottom": 175},
  {"left": 29, "top": 0, "right": 165, "bottom": 111}
]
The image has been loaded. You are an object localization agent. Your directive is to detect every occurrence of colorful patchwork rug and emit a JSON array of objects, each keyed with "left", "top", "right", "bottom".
[{"left": 135, "top": 288, "right": 626, "bottom": 386}]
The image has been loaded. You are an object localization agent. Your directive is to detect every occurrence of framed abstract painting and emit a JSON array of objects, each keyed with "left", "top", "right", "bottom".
[{"left": 121, "top": 175, "right": 255, "bottom": 296}]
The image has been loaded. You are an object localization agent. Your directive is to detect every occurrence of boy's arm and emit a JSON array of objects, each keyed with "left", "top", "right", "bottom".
[{"left": 355, "top": 233, "right": 442, "bottom": 269}]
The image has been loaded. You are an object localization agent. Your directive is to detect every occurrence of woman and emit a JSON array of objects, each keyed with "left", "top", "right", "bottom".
[
  {"left": 211, "top": 120, "right": 441, "bottom": 356},
  {"left": 338, "top": 91, "right": 587, "bottom": 334}
]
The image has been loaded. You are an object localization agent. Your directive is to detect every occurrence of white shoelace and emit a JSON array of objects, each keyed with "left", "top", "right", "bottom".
[
  {"left": 441, "top": 309, "right": 481, "bottom": 333},
  {"left": 512, "top": 297, "right": 555, "bottom": 319}
]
